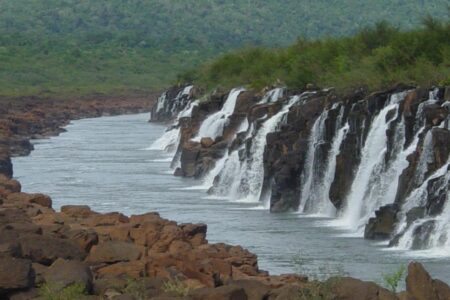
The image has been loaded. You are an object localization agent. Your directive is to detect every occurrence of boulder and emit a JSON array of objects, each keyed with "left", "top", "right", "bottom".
[
  {"left": 0, "top": 257, "right": 33, "bottom": 292},
  {"left": 44, "top": 258, "right": 93, "bottom": 292},
  {"left": 364, "top": 204, "right": 399, "bottom": 240},
  {"left": 19, "top": 234, "right": 86, "bottom": 265},
  {"left": 6, "top": 192, "right": 52, "bottom": 208},
  {"left": 96, "top": 260, "right": 146, "bottom": 279},
  {"left": 405, "top": 262, "right": 450, "bottom": 300},
  {"left": 61, "top": 205, "right": 95, "bottom": 218},
  {"left": 331, "top": 277, "right": 397, "bottom": 300},
  {"left": 228, "top": 280, "right": 270, "bottom": 300},
  {"left": 189, "top": 285, "right": 248, "bottom": 300},
  {"left": 0, "top": 175, "right": 21, "bottom": 193},
  {"left": 87, "top": 241, "right": 142, "bottom": 264}
]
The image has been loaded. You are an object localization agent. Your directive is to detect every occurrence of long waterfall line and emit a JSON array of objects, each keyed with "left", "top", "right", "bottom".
[{"left": 332, "top": 92, "right": 406, "bottom": 233}]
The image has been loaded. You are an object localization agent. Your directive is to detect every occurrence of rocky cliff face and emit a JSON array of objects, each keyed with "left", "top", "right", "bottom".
[{"left": 152, "top": 84, "right": 450, "bottom": 251}]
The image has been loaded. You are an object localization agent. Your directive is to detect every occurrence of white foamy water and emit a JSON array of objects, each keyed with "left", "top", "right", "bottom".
[{"left": 194, "top": 88, "right": 245, "bottom": 141}]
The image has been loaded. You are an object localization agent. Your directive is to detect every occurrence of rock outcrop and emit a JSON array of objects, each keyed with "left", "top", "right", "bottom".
[{"left": 152, "top": 84, "right": 449, "bottom": 252}]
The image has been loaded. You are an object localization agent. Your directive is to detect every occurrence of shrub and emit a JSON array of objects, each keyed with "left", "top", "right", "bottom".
[{"left": 38, "top": 282, "right": 86, "bottom": 300}]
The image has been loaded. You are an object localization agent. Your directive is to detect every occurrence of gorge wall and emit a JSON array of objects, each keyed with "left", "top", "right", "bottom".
[{"left": 151, "top": 84, "right": 450, "bottom": 252}]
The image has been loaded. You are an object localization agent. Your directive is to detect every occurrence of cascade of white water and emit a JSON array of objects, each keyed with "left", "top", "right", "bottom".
[
  {"left": 149, "top": 99, "right": 198, "bottom": 153},
  {"left": 211, "top": 94, "right": 305, "bottom": 203},
  {"left": 414, "top": 130, "right": 434, "bottom": 185},
  {"left": 233, "top": 95, "right": 304, "bottom": 202},
  {"left": 298, "top": 110, "right": 329, "bottom": 213},
  {"left": 300, "top": 104, "right": 349, "bottom": 216},
  {"left": 194, "top": 88, "right": 244, "bottom": 141},
  {"left": 394, "top": 159, "right": 450, "bottom": 250},
  {"left": 336, "top": 92, "right": 406, "bottom": 232},
  {"left": 155, "top": 92, "right": 168, "bottom": 115},
  {"left": 259, "top": 88, "right": 285, "bottom": 104}
]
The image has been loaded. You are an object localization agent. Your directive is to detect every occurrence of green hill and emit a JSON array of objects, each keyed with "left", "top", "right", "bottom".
[{"left": 0, "top": 0, "right": 448, "bottom": 97}]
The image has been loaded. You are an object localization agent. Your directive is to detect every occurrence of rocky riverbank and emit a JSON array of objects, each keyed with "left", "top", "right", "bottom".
[{"left": 1, "top": 92, "right": 449, "bottom": 299}]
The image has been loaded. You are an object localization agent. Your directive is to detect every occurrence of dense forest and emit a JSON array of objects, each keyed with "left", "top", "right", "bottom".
[
  {"left": 184, "top": 19, "right": 450, "bottom": 92},
  {"left": 0, "top": 0, "right": 449, "bottom": 97}
]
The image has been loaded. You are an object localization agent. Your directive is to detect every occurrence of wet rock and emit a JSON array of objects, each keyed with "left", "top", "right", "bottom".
[{"left": 365, "top": 204, "right": 399, "bottom": 240}]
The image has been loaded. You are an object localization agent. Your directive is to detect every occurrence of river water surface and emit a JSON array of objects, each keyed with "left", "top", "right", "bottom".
[{"left": 12, "top": 113, "right": 450, "bottom": 285}]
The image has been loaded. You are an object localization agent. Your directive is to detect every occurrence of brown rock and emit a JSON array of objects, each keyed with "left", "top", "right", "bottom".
[
  {"left": 96, "top": 260, "right": 146, "bottom": 279},
  {"left": 405, "top": 262, "right": 448, "bottom": 300},
  {"left": 83, "top": 212, "right": 129, "bottom": 227},
  {"left": 87, "top": 241, "right": 142, "bottom": 264},
  {"left": 0, "top": 257, "right": 33, "bottom": 292},
  {"left": 0, "top": 175, "right": 21, "bottom": 193},
  {"left": 44, "top": 258, "right": 93, "bottom": 291},
  {"left": 65, "top": 229, "right": 99, "bottom": 252},
  {"left": 169, "top": 240, "right": 192, "bottom": 256},
  {"left": 130, "top": 212, "right": 162, "bottom": 226},
  {"left": 7, "top": 289, "right": 39, "bottom": 300},
  {"left": 6, "top": 192, "right": 52, "bottom": 208},
  {"left": 19, "top": 234, "right": 86, "bottom": 265},
  {"left": 150, "top": 225, "right": 183, "bottom": 253},
  {"left": 94, "top": 224, "right": 131, "bottom": 242},
  {"left": 189, "top": 285, "right": 248, "bottom": 300},
  {"left": 61, "top": 205, "right": 95, "bottom": 218},
  {"left": 228, "top": 280, "right": 270, "bottom": 300},
  {"left": 332, "top": 277, "right": 397, "bottom": 300}
]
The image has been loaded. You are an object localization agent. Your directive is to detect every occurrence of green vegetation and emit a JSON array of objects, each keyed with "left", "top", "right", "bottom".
[
  {"left": 161, "top": 278, "right": 190, "bottom": 297},
  {"left": 184, "top": 18, "right": 450, "bottom": 92},
  {"left": 297, "top": 279, "right": 339, "bottom": 300},
  {"left": 0, "top": 1, "right": 448, "bottom": 97},
  {"left": 383, "top": 265, "right": 406, "bottom": 293},
  {"left": 38, "top": 282, "right": 87, "bottom": 300}
]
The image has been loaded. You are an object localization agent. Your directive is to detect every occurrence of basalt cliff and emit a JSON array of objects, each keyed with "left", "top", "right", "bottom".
[{"left": 151, "top": 84, "right": 449, "bottom": 252}]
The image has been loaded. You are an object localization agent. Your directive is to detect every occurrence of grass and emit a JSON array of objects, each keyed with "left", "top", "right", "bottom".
[{"left": 38, "top": 282, "right": 87, "bottom": 300}]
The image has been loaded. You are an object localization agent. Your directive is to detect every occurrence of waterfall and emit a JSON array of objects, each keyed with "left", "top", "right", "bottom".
[
  {"left": 211, "top": 94, "right": 304, "bottom": 203},
  {"left": 148, "top": 99, "right": 198, "bottom": 153},
  {"left": 336, "top": 92, "right": 406, "bottom": 233},
  {"left": 259, "top": 87, "right": 285, "bottom": 104},
  {"left": 155, "top": 92, "right": 168, "bottom": 115},
  {"left": 299, "top": 103, "right": 349, "bottom": 216},
  {"left": 298, "top": 109, "right": 329, "bottom": 213},
  {"left": 393, "top": 159, "right": 450, "bottom": 251},
  {"left": 194, "top": 88, "right": 245, "bottom": 141}
]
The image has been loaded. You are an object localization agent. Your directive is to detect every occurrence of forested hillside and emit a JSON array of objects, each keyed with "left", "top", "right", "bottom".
[{"left": 0, "top": 0, "right": 448, "bottom": 97}]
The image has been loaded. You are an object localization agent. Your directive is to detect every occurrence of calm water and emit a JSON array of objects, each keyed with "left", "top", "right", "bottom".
[{"left": 12, "top": 113, "right": 450, "bottom": 285}]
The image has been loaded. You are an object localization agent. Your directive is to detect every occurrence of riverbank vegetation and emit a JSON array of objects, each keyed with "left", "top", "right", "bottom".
[
  {"left": 181, "top": 17, "right": 450, "bottom": 92},
  {"left": 0, "top": 0, "right": 448, "bottom": 97}
]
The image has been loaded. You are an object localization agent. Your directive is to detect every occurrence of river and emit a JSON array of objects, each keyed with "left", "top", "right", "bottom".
[{"left": 12, "top": 113, "right": 450, "bottom": 285}]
